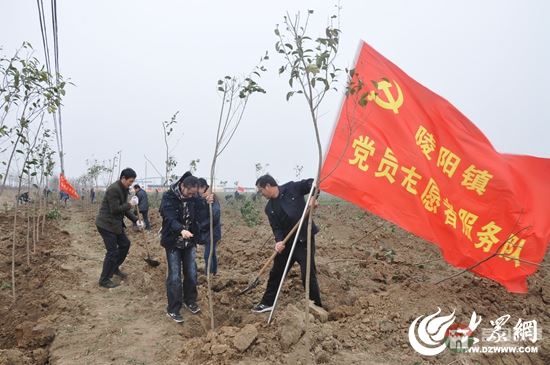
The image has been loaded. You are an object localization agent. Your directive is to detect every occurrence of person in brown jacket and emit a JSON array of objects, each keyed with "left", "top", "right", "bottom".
[{"left": 95, "top": 168, "right": 142, "bottom": 288}]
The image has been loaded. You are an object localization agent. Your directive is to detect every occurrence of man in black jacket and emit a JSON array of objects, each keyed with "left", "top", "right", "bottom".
[
  {"left": 95, "top": 168, "right": 141, "bottom": 288},
  {"left": 160, "top": 174, "right": 213, "bottom": 323},
  {"left": 252, "top": 174, "right": 322, "bottom": 313}
]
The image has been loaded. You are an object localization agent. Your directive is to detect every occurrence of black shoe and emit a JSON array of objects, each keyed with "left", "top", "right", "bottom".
[
  {"left": 113, "top": 269, "right": 128, "bottom": 280},
  {"left": 99, "top": 279, "right": 119, "bottom": 289},
  {"left": 185, "top": 302, "right": 201, "bottom": 314},
  {"left": 251, "top": 303, "right": 273, "bottom": 313},
  {"left": 166, "top": 312, "right": 184, "bottom": 323}
]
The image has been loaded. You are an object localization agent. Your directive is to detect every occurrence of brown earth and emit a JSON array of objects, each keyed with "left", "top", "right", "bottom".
[{"left": 0, "top": 197, "right": 549, "bottom": 365}]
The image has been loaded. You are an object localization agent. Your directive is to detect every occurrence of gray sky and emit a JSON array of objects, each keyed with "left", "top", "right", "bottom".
[{"left": 1, "top": 0, "right": 549, "bottom": 187}]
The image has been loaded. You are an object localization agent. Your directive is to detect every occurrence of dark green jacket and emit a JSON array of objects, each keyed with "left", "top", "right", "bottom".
[{"left": 95, "top": 181, "right": 138, "bottom": 234}]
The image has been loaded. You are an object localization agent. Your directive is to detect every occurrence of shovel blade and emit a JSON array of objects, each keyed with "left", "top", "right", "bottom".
[
  {"left": 237, "top": 277, "right": 260, "bottom": 296},
  {"left": 144, "top": 257, "right": 160, "bottom": 267}
]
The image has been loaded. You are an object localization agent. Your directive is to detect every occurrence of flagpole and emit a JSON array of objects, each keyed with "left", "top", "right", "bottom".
[{"left": 267, "top": 178, "right": 316, "bottom": 324}]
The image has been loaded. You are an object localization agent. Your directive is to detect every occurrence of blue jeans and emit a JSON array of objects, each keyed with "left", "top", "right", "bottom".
[
  {"left": 203, "top": 240, "right": 219, "bottom": 274},
  {"left": 165, "top": 245, "right": 198, "bottom": 315}
]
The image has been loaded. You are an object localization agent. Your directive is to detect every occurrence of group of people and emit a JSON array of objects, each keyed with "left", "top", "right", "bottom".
[
  {"left": 58, "top": 187, "right": 96, "bottom": 205},
  {"left": 82, "top": 187, "right": 97, "bottom": 203},
  {"left": 94, "top": 168, "right": 322, "bottom": 324}
]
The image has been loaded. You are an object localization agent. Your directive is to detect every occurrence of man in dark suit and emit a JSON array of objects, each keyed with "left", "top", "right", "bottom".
[
  {"left": 252, "top": 174, "right": 322, "bottom": 313},
  {"left": 95, "top": 168, "right": 140, "bottom": 288}
]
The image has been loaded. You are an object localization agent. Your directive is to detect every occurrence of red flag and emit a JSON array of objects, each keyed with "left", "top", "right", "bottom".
[
  {"left": 59, "top": 173, "right": 80, "bottom": 200},
  {"left": 320, "top": 41, "right": 550, "bottom": 293}
]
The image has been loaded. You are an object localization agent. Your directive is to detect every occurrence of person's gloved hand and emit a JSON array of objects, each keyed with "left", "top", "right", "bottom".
[
  {"left": 130, "top": 196, "right": 139, "bottom": 206},
  {"left": 137, "top": 220, "right": 145, "bottom": 230}
]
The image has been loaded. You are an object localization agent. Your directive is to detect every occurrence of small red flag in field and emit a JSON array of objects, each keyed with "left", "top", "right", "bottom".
[
  {"left": 59, "top": 173, "right": 80, "bottom": 200},
  {"left": 320, "top": 41, "right": 550, "bottom": 293}
]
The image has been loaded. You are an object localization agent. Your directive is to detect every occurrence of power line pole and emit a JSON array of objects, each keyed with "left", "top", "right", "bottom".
[
  {"left": 117, "top": 150, "right": 122, "bottom": 177},
  {"left": 144, "top": 160, "right": 147, "bottom": 189}
]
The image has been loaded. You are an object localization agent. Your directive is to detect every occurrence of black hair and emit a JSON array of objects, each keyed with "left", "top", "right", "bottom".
[
  {"left": 198, "top": 178, "right": 209, "bottom": 189},
  {"left": 256, "top": 174, "right": 277, "bottom": 188},
  {"left": 181, "top": 176, "right": 199, "bottom": 189},
  {"left": 120, "top": 168, "right": 137, "bottom": 180},
  {"left": 134, "top": 184, "right": 141, "bottom": 190},
  {"left": 177, "top": 171, "right": 193, "bottom": 185}
]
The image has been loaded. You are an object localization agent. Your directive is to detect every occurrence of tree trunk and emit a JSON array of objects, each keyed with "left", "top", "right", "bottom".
[
  {"left": 11, "top": 201, "right": 18, "bottom": 301},
  {"left": 33, "top": 186, "right": 39, "bottom": 252},
  {"left": 41, "top": 192, "right": 47, "bottom": 235},
  {"left": 26, "top": 175, "right": 31, "bottom": 267},
  {"left": 304, "top": 85, "right": 323, "bottom": 362},
  {"left": 32, "top": 195, "right": 36, "bottom": 254},
  {"left": 207, "top": 156, "right": 218, "bottom": 331},
  {"left": 11, "top": 175, "right": 26, "bottom": 300}
]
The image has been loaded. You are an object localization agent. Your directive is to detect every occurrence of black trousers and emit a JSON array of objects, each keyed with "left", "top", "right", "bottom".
[
  {"left": 97, "top": 226, "right": 131, "bottom": 284},
  {"left": 261, "top": 236, "right": 322, "bottom": 307}
]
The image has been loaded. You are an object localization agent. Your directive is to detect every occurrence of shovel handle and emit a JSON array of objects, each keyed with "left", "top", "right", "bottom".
[
  {"left": 257, "top": 251, "right": 278, "bottom": 277},
  {"left": 133, "top": 200, "right": 141, "bottom": 221},
  {"left": 133, "top": 200, "right": 153, "bottom": 257},
  {"left": 279, "top": 205, "right": 311, "bottom": 247},
  {"left": 256, "top": 206, "right": 312, "bottom": 277}
]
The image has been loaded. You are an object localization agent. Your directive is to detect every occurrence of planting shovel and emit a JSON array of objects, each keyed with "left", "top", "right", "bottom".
[
  {"left": 135, "top": 207, "right": 160, "bottom": 267},
  {"left": 238, "top": 207, "right": 311, "bottom": 296}
]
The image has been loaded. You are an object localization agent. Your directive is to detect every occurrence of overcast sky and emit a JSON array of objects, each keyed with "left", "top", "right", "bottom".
[{"left": 1, "top": 0, "right": 549, "bottom": 187}]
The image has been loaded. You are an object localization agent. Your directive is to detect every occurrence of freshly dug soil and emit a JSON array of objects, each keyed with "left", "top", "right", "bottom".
[{"left": 1, "top": 198, "right": 548, "bottom": 364}]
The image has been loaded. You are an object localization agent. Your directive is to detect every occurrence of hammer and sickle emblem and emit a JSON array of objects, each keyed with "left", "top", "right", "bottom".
[{"left": 367, "top": 79, "right": 404, "bottom": 114}]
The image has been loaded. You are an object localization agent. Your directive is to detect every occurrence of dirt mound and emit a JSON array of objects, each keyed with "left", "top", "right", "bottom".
[
  {"left": 0, "top": 208, "right": 76, "bottom": 364},
  {"left": 1, "top": 200, "right": 548, "bottom": 364},
  {"left": 174, "top": 202, "right": 550, "bottom": 364}
]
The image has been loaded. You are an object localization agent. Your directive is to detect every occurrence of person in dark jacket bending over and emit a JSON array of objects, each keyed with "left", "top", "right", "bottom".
[
  {"left": 133, "top": 184, "right": 151, "bottom": 230},
  {"left": 252, "top": 174, "right": 322, "bottom": 313},
  {"left": 95, "top": 168, "right": 143, "bottom": 288},
  {"left": 160, "top": 173, "right": 213, "bottom": 323},
  {"left": 197, "top": 178, "right": 221, "bottom": 275}
]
